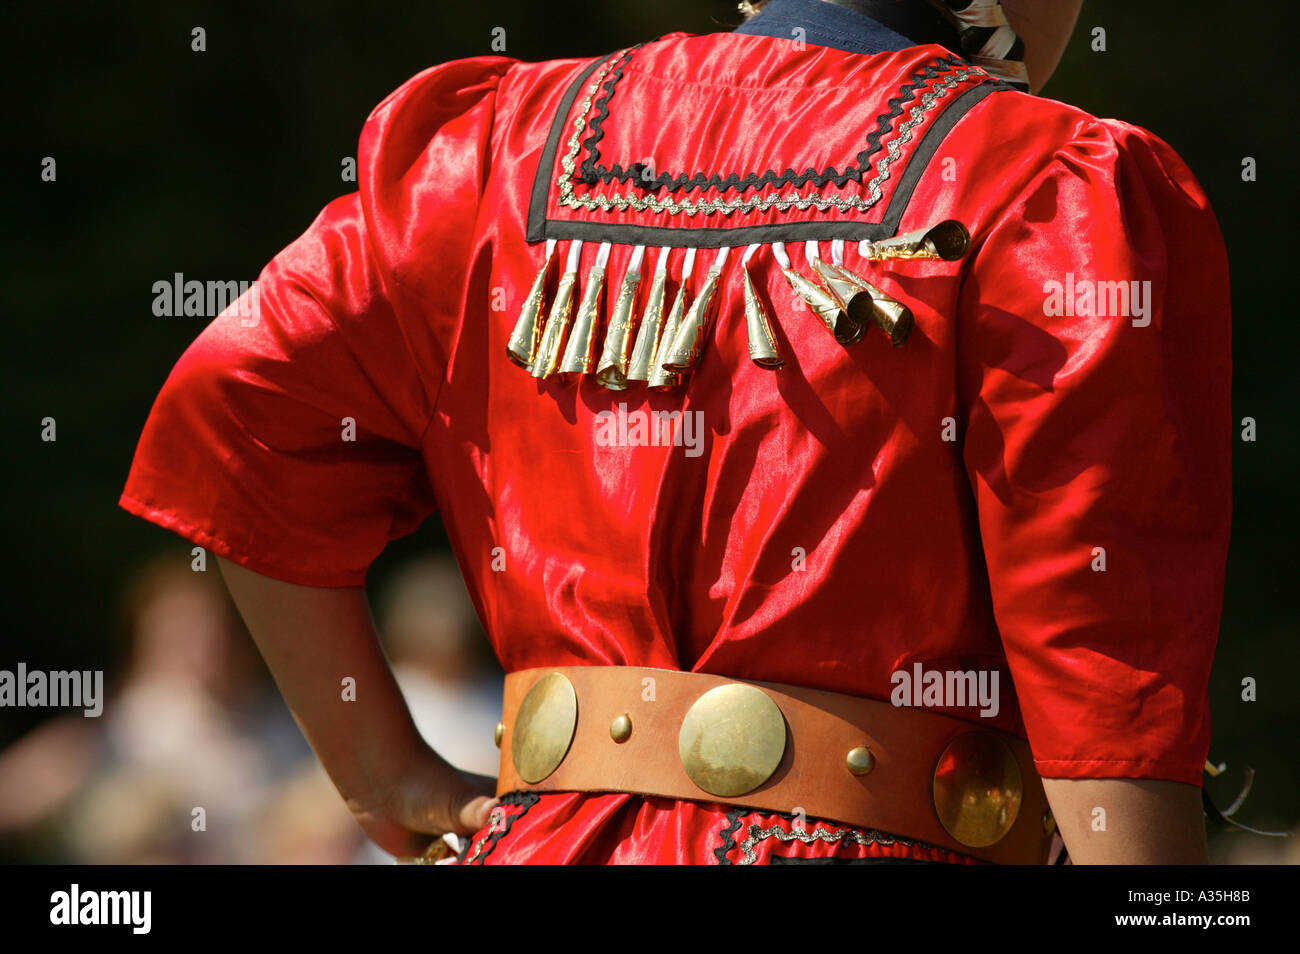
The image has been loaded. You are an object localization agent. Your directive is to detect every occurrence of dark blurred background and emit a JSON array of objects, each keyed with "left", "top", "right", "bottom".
[{"left": 2, "top": 0, "right": 1295, "bottom": 862}]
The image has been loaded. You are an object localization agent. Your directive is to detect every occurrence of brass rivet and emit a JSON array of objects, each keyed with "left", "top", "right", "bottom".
[
  {"left": 679, "top": 683, "right": 786, "bottom": 798},
  {"left": 511, "top": 672, "right": 578, "bottom": 784},
  {"left": 846, "top": 746, "right": 875, "bottom": 776},
  {"left": 1043, "top": 809, "right": 1056, "bottom": 834},
  {"left": 610, "top": 713, "right": 632, "bottom": 743},
  {"left": 932, "top": 731, "right": 1024, "bottom": 849},
  {"left": 493, "top": 721, "right": 504, "bottom": 748}
]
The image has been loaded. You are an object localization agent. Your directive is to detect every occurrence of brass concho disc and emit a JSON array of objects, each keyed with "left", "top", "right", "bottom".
[
  {"left": 678, "top": 683, "right": 787, "bottom": 798},
  {"left": 932, "top": 730, "right": 1023, "bottom": 848},
  {"left": 511, "top": 672, "right": 578, "bottom": 784}
]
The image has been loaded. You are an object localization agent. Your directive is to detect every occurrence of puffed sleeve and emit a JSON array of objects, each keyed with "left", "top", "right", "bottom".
[
  {"left": 120, "top": 56, "right": 514, "bottom": 586},
  {"left": 957, "top": 117, "right": 1232, "bottom": 785}
]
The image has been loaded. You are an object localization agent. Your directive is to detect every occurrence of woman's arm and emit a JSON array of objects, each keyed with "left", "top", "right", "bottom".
[
  {"left": 217, "top": 556, "right": 498, "bottom": 857},
  {"left": 1043, "top": 777, "right": 1209, "bottom": 864}
]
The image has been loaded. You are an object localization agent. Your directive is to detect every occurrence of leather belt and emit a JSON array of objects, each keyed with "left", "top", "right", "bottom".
[{"left": 495, "top": 666, "right": 1055, "bottom": 865}]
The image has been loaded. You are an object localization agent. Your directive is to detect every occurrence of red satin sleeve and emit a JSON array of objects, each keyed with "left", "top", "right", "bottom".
[
  {"left": 119, "top": 57, "right": 513, "bottom": 586},
  {"left": 956, "top": 117, "right": 1232, "bottom": 784}
]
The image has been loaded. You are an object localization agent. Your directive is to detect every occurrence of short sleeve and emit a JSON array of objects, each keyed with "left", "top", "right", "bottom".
[
  {"left": 957, "top": 118, "right": 1232, "bottom": 784},
  {"left": 120, "top": 56, "right": 513, "bottom": 587}
]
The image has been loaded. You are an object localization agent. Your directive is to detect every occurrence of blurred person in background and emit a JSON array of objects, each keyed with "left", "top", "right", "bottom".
[
  {"left": 374, "top": 555, "right": 502, "bottom": 779},
  {"left": 354, "top": 554, "right": 503, "bottom": 862},
  {"left": 0, "top": 552, "right": 321, "bottom": 863}
]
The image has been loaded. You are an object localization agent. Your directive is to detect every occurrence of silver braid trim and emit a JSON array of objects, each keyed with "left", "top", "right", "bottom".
[{"left": 737, "top": 821, "right": 916, "bottom": 865}]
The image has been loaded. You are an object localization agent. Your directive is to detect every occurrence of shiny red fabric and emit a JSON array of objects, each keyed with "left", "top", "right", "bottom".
[
  {"left": 459, "top": 793, "right": 984, "bottom": 865},
  {"left": 120, "top": 32, "right": 1231, "bottom": 864}
]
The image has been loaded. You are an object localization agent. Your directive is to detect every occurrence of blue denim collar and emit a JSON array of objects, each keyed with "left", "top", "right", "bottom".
[{"left": 732, "top": 0, "right": 917, "bottom": 56}]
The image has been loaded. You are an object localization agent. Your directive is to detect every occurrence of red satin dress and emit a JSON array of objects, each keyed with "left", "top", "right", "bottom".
[{"left": 120, "top": 30, "right": 1232, "bottom": 864}]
